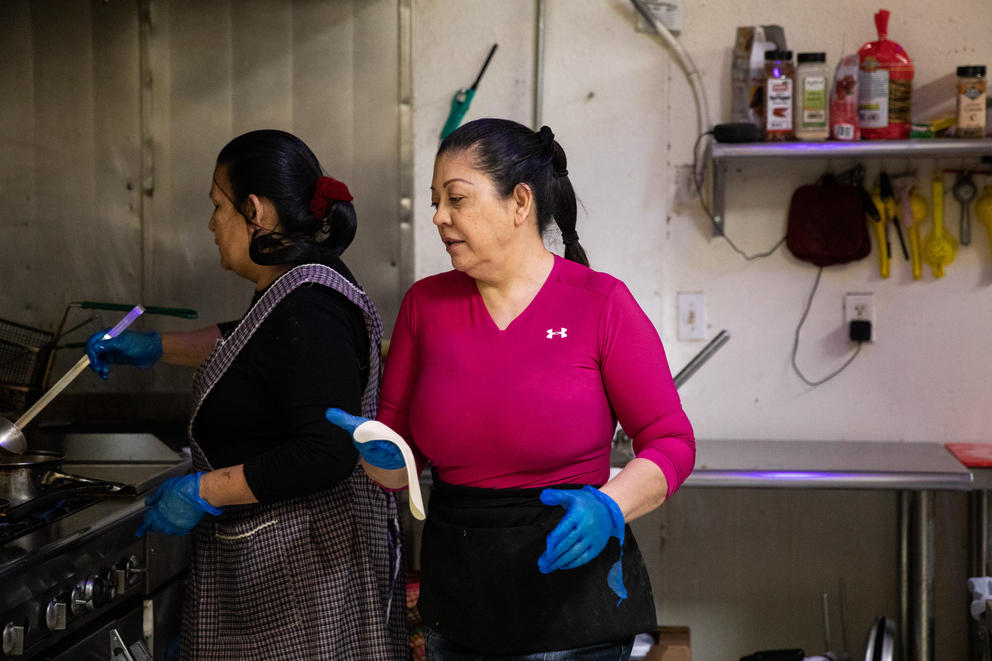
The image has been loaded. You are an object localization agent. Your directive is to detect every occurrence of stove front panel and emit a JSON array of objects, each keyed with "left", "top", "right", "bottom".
[{"left": 1, "top": 507, "right": 147, "bottom": 659}]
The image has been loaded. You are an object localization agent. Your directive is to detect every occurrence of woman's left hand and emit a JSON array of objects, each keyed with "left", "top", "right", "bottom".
[
  {"left": 136, "top": 472, "right": 223, "bottom": 537},
  {"left": 537, "top": 485, "right": 625, "bottom": 573}
]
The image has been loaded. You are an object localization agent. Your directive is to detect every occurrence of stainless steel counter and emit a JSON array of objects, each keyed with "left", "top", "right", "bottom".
[
  {"left": 677, "top": 439, "right": 973, "bottom": 661},
  {"left": 688, "top": 439, "right": 973, "bottom": 490}
]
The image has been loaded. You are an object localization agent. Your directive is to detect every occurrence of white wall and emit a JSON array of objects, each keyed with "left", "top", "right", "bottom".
[
  {"left": 412, "top": 0, "right": 992, "bottom": 443},
  {"left": 409, "top": 1, "right": 989, "bottom": 658}
]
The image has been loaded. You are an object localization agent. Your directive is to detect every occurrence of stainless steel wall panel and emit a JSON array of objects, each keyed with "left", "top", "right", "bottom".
[
  {"left": 290, "top": 1, "right": 355, "bottom": 166},
  {"left": 145, "top": 0, "right": 244, "bottom": 345},
  {"left": 0, "top": 2, "right": 39, "bottom": 321},
  {"left": 91, "top": 1, "right": 144, "bottom": 303},
  {"left": 1, "top": 0, "right": 403, "bottom": 400},
  {"left": 349, "top": 0, "right": 402, "bottom": 332},
  {"left": 230, "top": 1, "right": 294, "bottom": 133},
  {"left": 1, "top": 1, "right": 143, "bottom": 326}
]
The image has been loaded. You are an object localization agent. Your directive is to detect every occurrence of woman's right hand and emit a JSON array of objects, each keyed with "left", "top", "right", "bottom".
[
  {"left": 86, "top": 330, "right": 163, "bottom": 379},
  {"left": 325, "top": 408, "right": 406, "bottom": 469}
]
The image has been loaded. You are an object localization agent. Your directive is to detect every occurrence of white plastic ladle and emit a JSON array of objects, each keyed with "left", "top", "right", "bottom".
[
  {"left": 0, "top": 305, "right": 145, "bottom": 455},
  {"left": 350, "top": 419, "right": 426, "bottom": 520}
]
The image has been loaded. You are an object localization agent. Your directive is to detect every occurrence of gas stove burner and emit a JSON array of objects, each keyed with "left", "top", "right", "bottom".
[
  {"left": 0, "top": 493, "right": 100, "bottom": 545},
  {"left": 0, "top": 431, "right": 191, "bottom": 659}
]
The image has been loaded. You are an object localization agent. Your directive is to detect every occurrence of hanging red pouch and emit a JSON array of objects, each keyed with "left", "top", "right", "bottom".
[{"left": 786, "top": 174, "right": 871, "bottom": 266}]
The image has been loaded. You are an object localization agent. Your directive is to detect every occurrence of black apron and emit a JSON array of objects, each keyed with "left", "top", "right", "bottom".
[
  {"left": 419, "top": 476, "right": 656, "bottom": 655},
  {"left": 179, "top": 264, "right": 407, "bottom": 660}
]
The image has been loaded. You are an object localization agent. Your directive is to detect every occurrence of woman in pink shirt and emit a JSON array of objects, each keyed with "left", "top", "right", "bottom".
[{"left": 329, "top": 118, "right": 694, "bottom": 660}]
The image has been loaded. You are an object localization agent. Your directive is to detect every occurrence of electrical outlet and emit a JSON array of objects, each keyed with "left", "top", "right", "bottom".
[
  {"left": 677, "top": 292, "right": 706, "bottom": 340},
  {"left": 844, "top": 292, "right": 875, "bottom": 342},
  {"left": 635, "top": 0, "right": 685, "bottom": 33}
]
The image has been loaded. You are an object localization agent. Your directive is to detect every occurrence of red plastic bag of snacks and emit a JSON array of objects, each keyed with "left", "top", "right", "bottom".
[
  {"left": 858, "top": 9, "right": 914, "bottom": 139},
  {"left": 830, "top": 55, "right": 861, "bottom": 140}
]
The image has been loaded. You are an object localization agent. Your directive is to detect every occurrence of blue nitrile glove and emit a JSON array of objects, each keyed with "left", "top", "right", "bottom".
[
  {"left": 86, "top": 329, "right": 163, "bottom": 379},
  {"left": 136, "top": 472, "right": 223, "bottom": 537},
  {"left": 538, "top": 485, "right": 628, "bottom": 604},
  {"left": 325, "top": 407, "right": 406, "bottom": 469}
]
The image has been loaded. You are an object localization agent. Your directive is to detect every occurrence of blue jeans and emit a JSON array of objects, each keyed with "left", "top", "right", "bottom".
[{"left": 424, "top": 627, "right": 634, "bottom": 661}]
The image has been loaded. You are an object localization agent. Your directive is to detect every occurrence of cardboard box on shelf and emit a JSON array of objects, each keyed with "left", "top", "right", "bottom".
[
  {"left": 637, "top": 626, "right": 691, "bottom": 661},
  {"left": 730, "top": 25, "right": 787, "bottom": 127}
]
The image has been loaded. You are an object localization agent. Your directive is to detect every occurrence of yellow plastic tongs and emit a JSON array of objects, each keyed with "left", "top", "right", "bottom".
[
  {"left": 869, "top": 187, "right": 890, "bottom": 278},
  {"left": 908, "top": 186, "right": 929, "bottom": 280},
  {"left": 922, "top": 171, "right": 958, "bottom": 278},
  {"left": 976, "top": 184, "right": 992, "bottom": 258}
]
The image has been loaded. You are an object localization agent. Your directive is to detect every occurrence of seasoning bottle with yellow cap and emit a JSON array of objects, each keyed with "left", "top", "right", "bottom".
[{"left": 957, "top": 66, "right": 987, "bottom": 138}]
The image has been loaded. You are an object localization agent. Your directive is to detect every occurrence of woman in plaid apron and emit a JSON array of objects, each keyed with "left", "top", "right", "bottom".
[{"left": 87, "top": 130, "right": 407, "bottom": 659}]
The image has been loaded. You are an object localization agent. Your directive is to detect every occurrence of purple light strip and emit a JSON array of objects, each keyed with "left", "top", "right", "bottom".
[
  {"left": 689, "top": 469, "right": 973, "bottom": 489},
  {"left": 103, "top": 305, "right": 145, "bottom": 339}
]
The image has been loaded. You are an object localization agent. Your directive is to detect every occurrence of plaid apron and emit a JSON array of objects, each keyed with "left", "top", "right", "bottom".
[{"left": 179, "top": 264, "right": 408, "bottom": 660}]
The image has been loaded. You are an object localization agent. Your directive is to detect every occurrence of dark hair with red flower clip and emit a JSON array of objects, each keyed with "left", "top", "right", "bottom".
[
  {"left": 310, "top": 176, "right": 353, "bottom": 220},
  {"left": 217, "top": 130, "right": 357, "bottom": 267}
]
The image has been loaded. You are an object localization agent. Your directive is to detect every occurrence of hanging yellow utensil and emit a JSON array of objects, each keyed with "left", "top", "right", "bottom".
[
  {"left": 908, "top": 186, "right": 928, "bottom": 280},
  {"left": 922, "top": 172, "right": 957, "bottom": 278},
  {"left": 869, "top": 187, "right": 890, "bottom": 278},
  {"left": 975, "top": 184, "right": 992, "bottom": 258}
]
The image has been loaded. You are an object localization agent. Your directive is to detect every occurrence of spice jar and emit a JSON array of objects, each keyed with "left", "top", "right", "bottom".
[
  {"left": 795, "top": 52, "right": 830, "bottom": 141},
  {"left": 764, "top": 49, "right": 795, "bottom": 141},
  {"left": 956, "top": 65, "right": 987, "bottom": 138}
]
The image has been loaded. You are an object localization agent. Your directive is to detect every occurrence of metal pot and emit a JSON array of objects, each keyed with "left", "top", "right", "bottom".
[{"left": 0, "top": 450, "right": 64, "bottom": 505}]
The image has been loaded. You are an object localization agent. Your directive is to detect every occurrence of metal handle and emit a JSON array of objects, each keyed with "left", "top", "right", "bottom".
[
  {"left": 14, "top": 306, "right": 144, "bottom": 429},
  {"left": 78, "top": 301, "right": 198, "bottom": 319},
  {"left": 2, "top": 623, "right": 23, "bottom": 656},
  {"left": 962, "top": 203, "right": 972, "bottom": 246},
  {"left": 110, "top": 629, "right": 136, "bottom": 661},
  {"left": 673, "top": 330, "right": 730, "bottom": 390}
]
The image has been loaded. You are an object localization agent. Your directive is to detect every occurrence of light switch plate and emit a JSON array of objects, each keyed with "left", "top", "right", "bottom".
[{"left": 677, "top": 291, "right": 706, "bottom": 340}]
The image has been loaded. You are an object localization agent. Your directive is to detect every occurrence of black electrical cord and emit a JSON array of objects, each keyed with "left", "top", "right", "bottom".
[
  {"left": 692, "top": 131, "right": 786, "bottom": 261},
  {"left": 790, "top": 266, "right": 863, "bottom": 387}
]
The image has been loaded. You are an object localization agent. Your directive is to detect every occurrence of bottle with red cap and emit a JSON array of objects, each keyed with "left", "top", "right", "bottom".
[{"left": 857, "top": 9, "right": 914, "bottom": 139}]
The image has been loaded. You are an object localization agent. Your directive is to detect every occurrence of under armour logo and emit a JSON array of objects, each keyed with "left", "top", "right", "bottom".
[{"left": 546, "top": 328, "right": 567, "bottom": 339}]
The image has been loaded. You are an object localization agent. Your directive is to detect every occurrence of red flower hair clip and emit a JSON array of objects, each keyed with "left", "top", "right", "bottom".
[{"left": 310, "top": 176, "right": 353, "bottom": 219}]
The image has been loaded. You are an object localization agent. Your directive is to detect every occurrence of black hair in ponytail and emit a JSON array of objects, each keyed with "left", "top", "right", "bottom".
[{"left": 437, "top": 118, "right": 588, "bottom": 266}]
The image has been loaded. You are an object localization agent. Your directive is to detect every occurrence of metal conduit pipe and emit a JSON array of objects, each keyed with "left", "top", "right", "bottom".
[
  {"left": 533, "top": 0, "right": 546, "bottom": 130},
  {"left": 899, "top": 491, "right": 910, "bottom": 660},
  {"left": 909, "top": 491, "right": 935, "bottom": 661},
  {"left": 628, "top": 0, "right": 710, "bottom": 137}
]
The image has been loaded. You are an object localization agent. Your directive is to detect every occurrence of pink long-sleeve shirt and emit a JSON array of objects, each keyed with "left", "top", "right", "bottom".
[{"left": 378, "top": 255, "right": 695, "bottom": 493}]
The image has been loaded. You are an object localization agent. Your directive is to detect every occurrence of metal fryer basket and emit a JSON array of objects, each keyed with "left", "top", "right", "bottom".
[{"left": 0, "top": 318, "right": 54, "bottom": 421}]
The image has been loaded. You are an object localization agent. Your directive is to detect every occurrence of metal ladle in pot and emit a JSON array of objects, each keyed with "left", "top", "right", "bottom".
[{"left": 0, "top": 306, "right": 145, "bottom": 455}]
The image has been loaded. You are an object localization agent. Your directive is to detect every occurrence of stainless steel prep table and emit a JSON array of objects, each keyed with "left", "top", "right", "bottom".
[{"left": 684, "top": 439, "right": 973, "bottom": 661}]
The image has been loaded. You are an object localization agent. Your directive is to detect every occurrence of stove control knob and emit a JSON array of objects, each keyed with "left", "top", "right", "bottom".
[
  {"left": 2, "top": 622, "right": 24, "bottom": 656},
  {"left": 45, "top": 600, "right": 67, "bottom": 631},
  {"left": 114, "top": 555, "right": 147, "bottom": 593},
  {"left": 75, "top": 574, "right": 117, "bottom": 611},
  {"left": 71, "top": 584, "right": 88, "bottom": 615},
  {"left": 125, "top": 555, "right": 147, "bottom": 584}
]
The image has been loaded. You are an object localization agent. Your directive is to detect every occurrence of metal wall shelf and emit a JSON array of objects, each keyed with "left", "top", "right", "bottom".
[{"left": 709, "top": 138, "right": 992, "bottom": 234}]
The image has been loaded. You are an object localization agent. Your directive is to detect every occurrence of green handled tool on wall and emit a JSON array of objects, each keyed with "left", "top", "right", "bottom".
[{"left": 440, "top": 43, "right": 498, "bottom": 140}]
